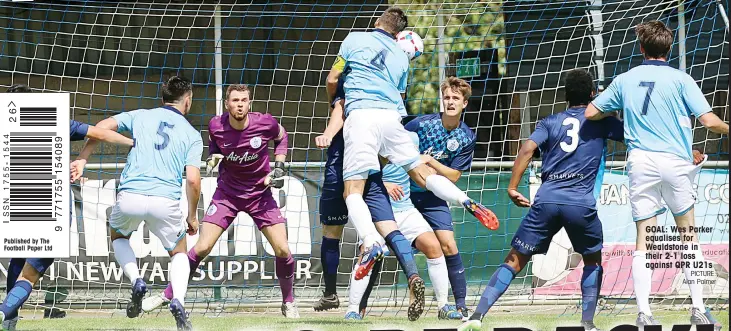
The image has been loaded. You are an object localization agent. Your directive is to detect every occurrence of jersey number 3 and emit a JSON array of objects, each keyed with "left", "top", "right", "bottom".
[
  {"left": 155, "top": 121, "right": 175, "bottom": 150},
  {"left": 560, "top": 117, "right": 580, "bottom": 153}
]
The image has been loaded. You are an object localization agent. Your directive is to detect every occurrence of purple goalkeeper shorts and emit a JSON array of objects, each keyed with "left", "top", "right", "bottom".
[{"left": 203, "top": 189, "right": 286, "bottom": 230}]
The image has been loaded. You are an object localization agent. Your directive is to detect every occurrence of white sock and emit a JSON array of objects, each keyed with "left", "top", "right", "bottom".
[
  {"left": 682, "top": 248, "right": 706, "bottom": 311},
  {"left": 347, "top": 261, "right": 371, "bottom": 313},
  {"left": 425, "top": 174, "right": 469, "bottom": 205},
  {"left": 632, "top": 251, "right": 652, "bottom": 315},
  {"left": 170, "top": 253, "right": 190, "bottom": 304},
  {"left": 427, "top": 256, "right": 449, "bottom": 308},
  {"left": 345, "top": 194, "right": 381, "bottom": 247},
  {"left": 113, "top": 238, "right": 141, "bottom": 283}
]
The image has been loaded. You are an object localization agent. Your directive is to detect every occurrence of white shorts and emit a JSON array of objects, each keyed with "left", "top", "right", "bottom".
[
  {"left": 343, "top": 109, "right": 422, "bottom": 180},
  {"left": 110, "top": 191, "right": 186, "bottom": 250},
  {"left": 627, "top": 149, "right": 702, "bottom": 222},
  {"left": 394, "top": 208, "right": 434, "bottom": 245}
]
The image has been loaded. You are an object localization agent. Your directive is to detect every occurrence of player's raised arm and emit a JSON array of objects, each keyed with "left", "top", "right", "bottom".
[
  {"left": 71, "top": 116, "right": 127, "bottom": 182},
  {"left": 326, "top": 55, "right": 346, "bottom": 105},
  {"left": 585, "top": 78, "right": 622, "bottom": 121},
  {"left": 681, "top": 75, "right": 730, "bottom": 135},
  {"left": 316, "top": 79, "right": 346, "bottom": 148}
]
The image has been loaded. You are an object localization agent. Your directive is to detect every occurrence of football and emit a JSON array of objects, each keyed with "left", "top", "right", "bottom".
[{"left": 396, "top": 30, "right": 424, "bottom": 60}]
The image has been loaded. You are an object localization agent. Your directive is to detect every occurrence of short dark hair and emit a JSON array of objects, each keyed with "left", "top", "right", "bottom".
[
  {"left": 161, "top": 75, "right": 192, "bottom": 103},
  {"left": 7, "top": 84, "right": 32, "bottom": 93},
  {"left": 379, "top": 7, "right": 408, "bottom": 35},
  {"left": 564, "top": 69, "right": 595, "bottom": 107},
  {"left": 225, "top": 84, "right": 251, "bottom": 100},
  {"left": 635, "top": 21, "right": 673, "bottom": 59}
]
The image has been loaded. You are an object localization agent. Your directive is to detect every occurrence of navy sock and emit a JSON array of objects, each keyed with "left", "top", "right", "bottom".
[
  {"left": 1, "top": 280, "right": 33, "bottom": 320},
  {"left": 445, "top": 253, "right": 467, "bottom": 309},
  {"left": 321, "top": 237, "right": 340, "bottom": 295},
  {"left": 471, "top": 263, "right": 516, "bottom": 320},
  {"left": 359, "top": 258, "right": 383, "bottom": 314},
  {"left": 384, "top": 230, "right": 419, "bottom": 279},
  {"left": 6, "top": 259, "right": 25, "bottom": 293},
  {"left": 581, "top": 265, "right": 603, "bottom": 322}
]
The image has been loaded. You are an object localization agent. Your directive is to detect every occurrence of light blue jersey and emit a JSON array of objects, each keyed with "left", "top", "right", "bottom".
[
  {"left": 382, "top": 132, "right": 420, "bottom": 212},
  {"left": 592, "top": 60, "right": 712, "bottom": 162},
  {"left": 338, "top": 29, "right": 410, "bottom": 117},
  {"left": 113, "top": 105, "right": 203, "bottom": 201},
  {"left": 382, "top": 163, "right": 414, "bottom": 212}
]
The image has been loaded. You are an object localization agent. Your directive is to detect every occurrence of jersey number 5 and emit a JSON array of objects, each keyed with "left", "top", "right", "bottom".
[
  {"left": 155, "top": 121, "right": 175, "bottom": 150},
  {"left": 560, "top": 117, "right": 580, "bottom": 153}
]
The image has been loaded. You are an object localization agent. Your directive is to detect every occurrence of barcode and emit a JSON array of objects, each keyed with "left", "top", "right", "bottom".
[
  {"left": 8, "top": 132, "right": 56, "bottom": 222},
  {"left": 20, "top": 107, "right": 57, "bottom": 127}
]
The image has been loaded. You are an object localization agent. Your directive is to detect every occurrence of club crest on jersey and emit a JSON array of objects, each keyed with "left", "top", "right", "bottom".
[
  {"left": 206, "top": 204, "right": 217, "bottom": 216},
  {"left": 446, "top": 139, "right": 460, "bottom": 152},
  {"left": 250, "top": 136, "right": 262, "bottom": 148}
]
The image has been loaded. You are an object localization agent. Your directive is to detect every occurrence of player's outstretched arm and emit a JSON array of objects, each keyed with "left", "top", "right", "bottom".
[
  {"left": 71, "top": 117, "right": 123, "bottom": 182},
  {"left": 697, "top": 112, "right": 729, "bottom": 135},
  {"left": 185, "top": 165, "right": 201, "bottom": 235},
  {"left": 315, "top": 99, "right": 345, "bottom": 148},
  {"left": 507, "top": 140, "right": 537, "bottom": 207}
]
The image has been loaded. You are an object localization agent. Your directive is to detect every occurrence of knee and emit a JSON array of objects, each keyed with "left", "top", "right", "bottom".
[
  {"left": 440, "top": 240, "right": 459, "bottom": 256},
  {"left": 274, "top": 245, "right": 291, "bottom": 258},
  {"left": 582, "top": 251, "right": 602, "bottom": 267},
  {"left": 323, "top": 225, "right": 344, "bottom": 239},
  {"left": 193, "top": 242, "right": 214, "bottom": 258},
  {"left": 423, "top": 245, "right": 444, "bottom": 259},
  {"left": 503, "top": 249, "right": 530, "bottom": 274}
]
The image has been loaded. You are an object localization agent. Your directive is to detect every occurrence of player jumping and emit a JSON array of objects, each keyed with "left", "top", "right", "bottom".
[
  {"left": 0, "top": 84, "right": 135, "bottom": 331},
  {"left": 459, "top": 69, "right": 625, "bottom": 331},
  {"left": 313, "top": 79, "right": 400, "bottom": 314},
  {"left": 585, "top": 21, "right": 728, "bottom": 330},
  {"left": 326, "top": 7, "right": 498, "bottom": 309},
  {"left": 345, "top": 132, "right": 463, "bottom": 321},
  {"left": 404, "top": 77, "right": 477, "bottom": 318},
  {"left": 142, "top": 84, "right": 300, "bottom": 318},
  {"left": 70, "top": 76, "right": 202, "bottom": 331}
]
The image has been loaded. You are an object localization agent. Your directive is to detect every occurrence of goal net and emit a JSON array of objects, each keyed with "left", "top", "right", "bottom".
[{"left": 0, "top": 0, "right": 727, "bottom": 319}]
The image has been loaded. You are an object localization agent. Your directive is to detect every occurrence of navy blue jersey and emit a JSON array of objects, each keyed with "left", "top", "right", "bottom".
[
  {"left": 70, "top": 120, "right": 89, "bottom": 141},
  {"left": 325, "top": 78, "right": 346, "bottom": 167},
  {"left": 530, "top": 107, "right": 624, "bottom": 208},
  {"left": 404, "top": 113, "right": 476, "bottom": 193}
]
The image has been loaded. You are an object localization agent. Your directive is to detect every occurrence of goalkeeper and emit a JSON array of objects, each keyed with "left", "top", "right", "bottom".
[{"left": 142, "top": 84, "right": 300, "bottom": 318}]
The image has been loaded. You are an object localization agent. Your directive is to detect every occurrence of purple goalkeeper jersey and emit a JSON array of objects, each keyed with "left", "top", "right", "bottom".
[{"left": 208, "top": 112, "right": 280, "bottom": 200}]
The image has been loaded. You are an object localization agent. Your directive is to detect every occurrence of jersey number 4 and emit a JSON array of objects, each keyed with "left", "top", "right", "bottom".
[
  {"left": 560, "top": 117, "right": 580, "bottom": 153},
  {"left": 155, "top": 121, "right": 175, "bottom": 150},
  {"left": 370, "top": 50, "right": 387, "bottom": 70}
]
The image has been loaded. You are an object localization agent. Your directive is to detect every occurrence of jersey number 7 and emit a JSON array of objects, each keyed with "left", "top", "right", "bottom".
[{"left": 639, "top": 81, "right": 655, "bottom": 115}]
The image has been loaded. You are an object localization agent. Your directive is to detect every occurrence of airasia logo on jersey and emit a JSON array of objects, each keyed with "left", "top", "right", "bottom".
[
  {"left": 226, "top": 151, "right": 259, "bottom": 164},
  {"left": 423, "top": 146, "right": 448, "bottom": 160}
]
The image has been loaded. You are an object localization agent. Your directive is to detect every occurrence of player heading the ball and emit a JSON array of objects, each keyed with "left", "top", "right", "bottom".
[
  {"left": 326, "top": 6, "right": 499, "bottom": 301},
  {"left": 143, "top": 84, "right": 300, "bottom": 319},
  {"left": 71, "top": 76, "right": 202, "bottom": 331},
  {"left": 585, "top": 21, "right": 727, "bottom": 330}
]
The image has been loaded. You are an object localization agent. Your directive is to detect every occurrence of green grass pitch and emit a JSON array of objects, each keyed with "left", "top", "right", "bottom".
[{"left": 12, "top": 310, "right": 729, "bottom": 331}]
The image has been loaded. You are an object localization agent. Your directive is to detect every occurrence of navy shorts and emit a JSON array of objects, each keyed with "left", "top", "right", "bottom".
[
  {"left": 19, "top": 257, "right": 55, "bottom": 275},
  {"left": 511, "top": 203, "right": 603, "bottom": 256},
  {"left": 411, "top": 191, "right": 453, "bottom": 231},
  {"left": 320, "top": 163, "right": 394, "bottom": 226}
]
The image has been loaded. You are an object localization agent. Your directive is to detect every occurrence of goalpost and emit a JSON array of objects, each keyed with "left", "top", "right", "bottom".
[{"left": 0, "top": 0, "right": 727, "bottom": 319}]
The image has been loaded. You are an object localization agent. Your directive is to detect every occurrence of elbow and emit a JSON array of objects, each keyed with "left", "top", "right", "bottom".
[{"left": 584, "top": 105, "right": 601, "bottom": 121}]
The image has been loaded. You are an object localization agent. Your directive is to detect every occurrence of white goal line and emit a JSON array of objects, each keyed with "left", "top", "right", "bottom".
[{"left": 84, "top": 160, "right": 730, "bottom": 171}]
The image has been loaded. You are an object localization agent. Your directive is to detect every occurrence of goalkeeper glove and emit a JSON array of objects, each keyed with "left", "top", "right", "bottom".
[
  {"left": 265, "top": 161, "right": 286, "bottom": 189},
  {"left": 206, "top": 154, "right": 224, "bottom": 176}
]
